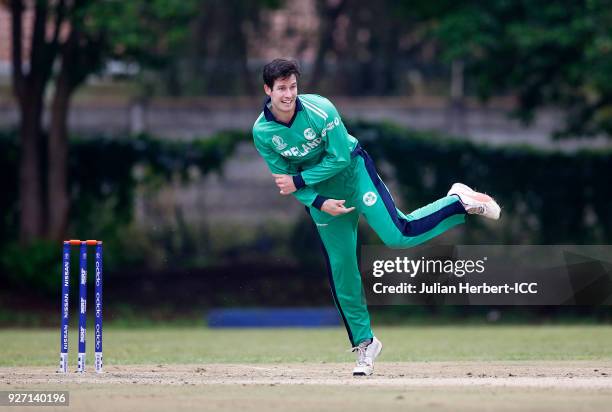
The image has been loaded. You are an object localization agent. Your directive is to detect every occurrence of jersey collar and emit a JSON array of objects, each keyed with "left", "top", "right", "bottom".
[{"left": 263, "top": 96, "right": 303, "bottom": 127}]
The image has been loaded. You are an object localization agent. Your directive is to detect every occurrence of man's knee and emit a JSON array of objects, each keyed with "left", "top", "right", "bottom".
[
  {"left": 328, "top": 253, "right": 358, "bottom": 272},
  {"left": 380, "top": 233, "right": 422, "bottom": 249}
]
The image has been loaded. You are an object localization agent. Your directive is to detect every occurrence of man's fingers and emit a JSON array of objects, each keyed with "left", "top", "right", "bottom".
[
  {"left": 331, "top": 199, "right": 355, "bottom": 215},
  {"left": 320, "top": 199, "right": 355, "bottom": 216}
]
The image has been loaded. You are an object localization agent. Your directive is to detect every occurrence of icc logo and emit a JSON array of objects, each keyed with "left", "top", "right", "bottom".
[
  {"left": 272, "top": 135, "right": 287, "bottom": 150},
  {"left": 362, "top": 191, "right": 377, "bottom": 206},
  {"left": 303, "top": 128, "right": 317, "bottom": 141}
]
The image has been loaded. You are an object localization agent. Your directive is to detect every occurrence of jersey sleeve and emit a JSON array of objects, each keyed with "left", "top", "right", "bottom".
[
  {"left": 253, "top": 131, "right": 328, "bottom": 209},
  {"left": 299, "top": 98, "right": 352, "bottom": 186}
]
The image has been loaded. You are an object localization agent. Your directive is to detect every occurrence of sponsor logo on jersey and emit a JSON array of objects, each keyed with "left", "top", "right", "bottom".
[
  {"left": 303, "top": 128, "right": 317, "bottom": 140},
  {"left": 363, "top": 191, "right": 378, "bottom": 206},
  {"left": 272, "top": 135, "right": 287, "bottom": 150}
]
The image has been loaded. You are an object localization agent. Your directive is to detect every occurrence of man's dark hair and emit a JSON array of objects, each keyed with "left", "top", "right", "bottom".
[{"left": 263, "top": 59, "right": 301, "bottom": 89}]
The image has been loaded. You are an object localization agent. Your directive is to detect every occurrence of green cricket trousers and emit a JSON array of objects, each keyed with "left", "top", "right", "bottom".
[{"left": 307, "top": 145, "right": 466, "bottom": 346}]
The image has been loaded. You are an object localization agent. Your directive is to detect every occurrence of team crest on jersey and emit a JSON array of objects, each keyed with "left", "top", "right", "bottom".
[
  {"left": 363, "top": 191, "right": 378, "bottom": 206},
  {"left": 272, "top": 135, "right": 287, "bottom": 150},
  {"left": 303, "top": 128, "right": 317, "bottom": 141}
]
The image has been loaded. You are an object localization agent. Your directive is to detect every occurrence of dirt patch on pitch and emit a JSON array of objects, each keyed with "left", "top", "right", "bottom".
[{"left": 1, "top": 361, "right": 611, "bottom": 388}]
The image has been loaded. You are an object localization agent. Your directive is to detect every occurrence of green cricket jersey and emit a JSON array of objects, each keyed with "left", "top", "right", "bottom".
[{"left": 252, "top": 94, "right": 358, "bottom": 209}]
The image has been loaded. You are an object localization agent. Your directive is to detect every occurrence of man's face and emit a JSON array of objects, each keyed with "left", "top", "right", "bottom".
[{"left": 264, "top": 74, "right": 298, "bottom": 114}]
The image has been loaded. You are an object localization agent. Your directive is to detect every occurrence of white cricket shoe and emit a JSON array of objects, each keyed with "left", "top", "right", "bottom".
[
  {"left": 448, "top": 182, "right": 501, "bottom": 220},
  {"left": 352, "top": 337, "right": 383, "bottom": 376}
]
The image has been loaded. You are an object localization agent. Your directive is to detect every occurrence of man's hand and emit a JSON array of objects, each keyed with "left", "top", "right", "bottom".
[
  {"left": 272, "top": 174, "right": 297, "bottom": 195},
  {"left": 321, "top": 199, "right": 355, "bottom": 216}
]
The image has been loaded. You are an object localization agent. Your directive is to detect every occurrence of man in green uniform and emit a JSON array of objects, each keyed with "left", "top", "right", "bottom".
[{"left": 252, "top": 59, "right": 500, "bottom": 376}]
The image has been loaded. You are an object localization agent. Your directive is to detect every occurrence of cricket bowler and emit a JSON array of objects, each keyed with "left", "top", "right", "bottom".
[{"left": 252, "top": 59, "right": 500, "bottom": 376}]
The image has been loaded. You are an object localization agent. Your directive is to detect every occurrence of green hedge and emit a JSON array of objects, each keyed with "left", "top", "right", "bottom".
[
  {"left": 2, "top": 123, "right": 612, "bottom": 295},
  {"left": 0, "top": 130, "right": 247, "bottom": 294}
]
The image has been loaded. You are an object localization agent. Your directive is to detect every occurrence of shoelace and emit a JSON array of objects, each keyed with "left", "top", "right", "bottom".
[
  {"left": 455, "top": 194, "right": 486, "bottom": 215},
  {"left": 351, "top": 344, "right": 369, "bottom": 366},
  {"left": 466, "top": 205, "right": 486, "bottom": 215}
]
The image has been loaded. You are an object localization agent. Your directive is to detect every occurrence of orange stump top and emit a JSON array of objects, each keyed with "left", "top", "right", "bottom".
[{"left": 65, "top": 239, "right": 103, "bottom": 245}]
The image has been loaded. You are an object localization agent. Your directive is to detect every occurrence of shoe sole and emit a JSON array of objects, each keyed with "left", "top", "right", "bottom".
[
  {"left": 353, "top": 340, "right": 383, "bottom": 376},
  {"left": 449, "top": 183, "right": 493, "bottom": 203},
  {"left": 449, "top": 183, "right": 501, "bottom": 220}
]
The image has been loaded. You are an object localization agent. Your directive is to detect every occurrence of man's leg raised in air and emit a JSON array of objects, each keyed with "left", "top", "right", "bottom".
[{"left": 352, "top": 148, "right": 499, "bottom": 248}]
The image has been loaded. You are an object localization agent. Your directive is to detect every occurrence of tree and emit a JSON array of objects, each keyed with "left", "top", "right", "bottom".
[
  {"left": 47, "top": 0, "right": 197, "bottom": 240},
  {"left": 308, "top": 0, "right": 347, "bottom": 91},
  {"left": 8, "top": 0, "right": 63, "bottom": 243},
  {"left": 433, "top": 0, "right": 612, "bottom": 138},
  {"left": 307, "top": 0, "right": 439, "bottom": 95},
  {"left": 48, "top": 1, "right": 103, "bottom": 241},
  {"left": 6, "top": 0, "right": 197, "bottom": 243},
  {"left": 192, "top": 0, "right": 282, "bottom": 96}
]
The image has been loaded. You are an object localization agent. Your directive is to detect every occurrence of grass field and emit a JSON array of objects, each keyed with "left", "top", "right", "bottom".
[
  {"left": 1, "top": 325, "right": 612, "bottom": 411},
  {"left": 1, "top": 325, "right": 612, "bottom": 366}
]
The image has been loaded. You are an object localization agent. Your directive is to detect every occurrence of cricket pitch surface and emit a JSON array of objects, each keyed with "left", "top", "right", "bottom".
[{"left": 2, "top": 361, "right": 611, "bottom": 411}]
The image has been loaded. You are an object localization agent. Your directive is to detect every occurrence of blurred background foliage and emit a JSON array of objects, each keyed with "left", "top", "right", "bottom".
[
  {"left": 1, "top": 0, "right": 612, "bottom": 323},
  {"left": 1, "top": 123, "right": 611, "bottom": 309},
  {"left": 0, "top": 130, "right": 246, "bottom": 295}
]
